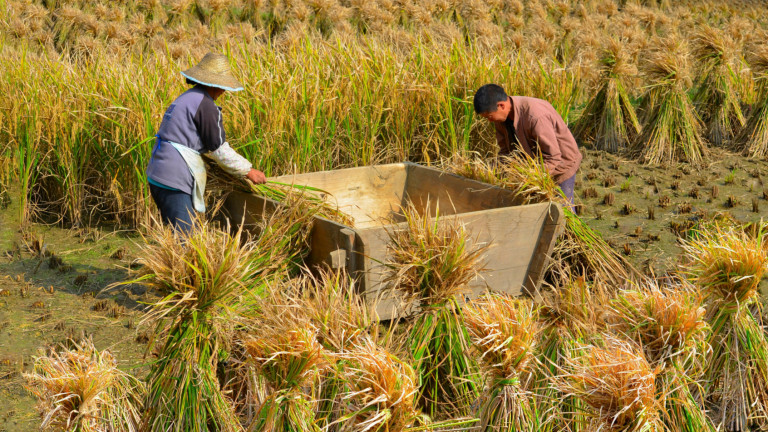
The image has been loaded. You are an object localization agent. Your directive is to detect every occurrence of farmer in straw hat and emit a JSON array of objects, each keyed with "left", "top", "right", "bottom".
[
  {"left": 473, "top": 84, "right": 582, "bottom": 209},
  {"left": 146, "top": 52, "right": 266, "bottom": 233}
]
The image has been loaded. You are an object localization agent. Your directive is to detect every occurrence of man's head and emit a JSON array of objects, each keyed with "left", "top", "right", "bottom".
[{"left": 473, "top": 84, "right": 511, "bottom": 122}]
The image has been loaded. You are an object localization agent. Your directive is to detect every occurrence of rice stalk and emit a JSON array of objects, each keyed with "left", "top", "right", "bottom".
[
  {"left": 682, "top": 224, "right": 768, "bottom": 431},
  {"left": 463, "top": 293, "right": 547, "bottom": 432},
  {"left": 559, "top": 337, "right": 664, "bottom": 432},
  {"left": 384, "top": 201, "right": 483, "bottom": 418},
  {"left": 633, "top": 37, "right": 707, "bottom": 165},
  {"left": 572, "top": 37, "right": 641, "bottom": 153},
  {"left": 691, "top": 25, "right": 745, "bottom": 147},
  {"left": 606, "top": 281, "right": 715, "bottom": 432},
  {"left": 24, "top": 339, "right": 144, "bottom": 432},
  {"left": 734, "top": 43, "right": 768, "bottom": 157}
]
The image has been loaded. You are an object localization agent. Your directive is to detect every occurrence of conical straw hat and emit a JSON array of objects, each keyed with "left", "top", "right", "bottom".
[{"left": 181, "top": 52, "right": 244, "bottom": 92}]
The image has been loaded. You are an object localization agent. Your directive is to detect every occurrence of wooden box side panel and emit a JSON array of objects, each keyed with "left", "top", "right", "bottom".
[
  {"left": 221, "top": 191, "right": 279, "bottom": 231},
  {"left": 357, "top": 202, "right": 560, "bottom": 320},
  {"left": 402, "top": 163, "right": 523, "bottom": 217},
  {"left": 272, "top": 164, "right": 409, "bottom": 229}
]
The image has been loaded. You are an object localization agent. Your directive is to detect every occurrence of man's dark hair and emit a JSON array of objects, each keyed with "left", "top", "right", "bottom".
[{"left": 473, "top": 84, "right": 508, "bottom": 114}]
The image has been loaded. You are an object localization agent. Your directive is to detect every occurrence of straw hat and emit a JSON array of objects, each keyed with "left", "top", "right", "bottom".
[{"left": 180, "top": 52, "right": 244, "bottom": 92}]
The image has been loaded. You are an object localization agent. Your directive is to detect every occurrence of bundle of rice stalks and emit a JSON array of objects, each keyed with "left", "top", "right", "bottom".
[
  {"left": 335, "top": 338, "right": 425, "bottom": 432},
  {"left": 607, "top": 282, "right": 715, "bottom": 432},
  {"left": 633, "top": 37, "right": 707, "bottom": 165},
  {"left": 572, "top": 37, "right": 641, "bottom": 153},
  {"left": 691, "top": 26, "right": 745, "bottom": 147},
  {"left": 682, "top": 224, "right": 768, "bottom": 431},
  {"left": 443, "top": 153, "right": 640, "bottom": 286},
  {"left": 463, "top": 293, "right": 546, "bottom": 432},
  {"left": 24, "top": 339, "right": 144, "bottom": 432},
  {"left": 245, "top": 326, "right": 326, "bottom": 432},
  {"left": 132, "top": 220, "right": 268, "bottom": 432},
  {"left": 734, "top": 43, "right": 768, "bottom": 157},
  {"left": 559, "top": 337, "right": 664, "bottom": 432},
  {"left": 205, "top": 160, "right": 354, "bottom": 227},
  {"left": 384, "top": 201, "right": 483, "bottom": 418}
]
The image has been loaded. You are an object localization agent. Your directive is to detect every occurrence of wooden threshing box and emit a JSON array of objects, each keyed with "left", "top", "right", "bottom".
[{"left": 223, "top": 162, "right": 564, "bottom": 319}]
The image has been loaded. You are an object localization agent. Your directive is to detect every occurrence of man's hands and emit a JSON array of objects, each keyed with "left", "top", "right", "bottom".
[{"left": 246, "top": 168, "right": 267, "bottom": 184}]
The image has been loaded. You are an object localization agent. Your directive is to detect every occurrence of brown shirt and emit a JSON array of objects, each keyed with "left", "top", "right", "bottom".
[{"left": 494, "top": 96, "right": 582, "bottom": 184}]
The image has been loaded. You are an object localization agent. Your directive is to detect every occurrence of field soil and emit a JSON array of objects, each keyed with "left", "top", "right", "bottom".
[{"left": 1, "top": 148, "right": 767, "bottom": 429}]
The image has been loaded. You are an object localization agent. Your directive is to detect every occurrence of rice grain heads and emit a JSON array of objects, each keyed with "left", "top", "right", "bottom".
[
  {"left": 24, "top": 339, "right": 144, "bottom": 432},
  {"left": 682, "top": 224, "right": 768, "bottom": 431}
]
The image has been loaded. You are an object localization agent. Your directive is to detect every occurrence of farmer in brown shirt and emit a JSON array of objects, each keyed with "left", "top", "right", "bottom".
[{"left": 473, "top": 84, "right": 583, "bottom": 208}]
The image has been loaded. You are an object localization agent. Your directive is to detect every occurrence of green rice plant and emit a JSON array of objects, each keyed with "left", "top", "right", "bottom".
[
  {"left": 463, "top": 293, "right": 547, "bottom": 432},
  {"left": 607, "top": 282, "right": 715, "bottom": 432},
  {"left": 24, "top": 339, "right": 144, "bottom": 432},
  {"left": 633, "top": 37, "right": 707, "bottom": 165},
  {"left": 444, "top": 153, "right": 641, "bottom": 286},
  {"left": 734, "top": 43, "right": 768, "bottom": 157},
  {"left": 572, "top": 37, "right": 641, "bottom": 153},
  {"left": 691, "top": 26, "right": 745, "bottom": 147},
  {"left": 335, "top": 338, "right": 426, "bottom": 432},
  {"left": 681, "top": 224, "right": 768, "bottom": 431},
  {"left": 383, "top": 201, "right": 484, "bottom": 418},
  {"left": 559, "top": 337, "right": 664, "bottom": 432}
]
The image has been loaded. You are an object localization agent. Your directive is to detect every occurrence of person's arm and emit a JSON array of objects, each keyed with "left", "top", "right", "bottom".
[
  {"left": 529, "top": 115, "right": 565, "bottom": 177},
  {"left": 495, "top": 122, "right": 511, "bottom": 156},
  {"left": 195, "top": 98, "right": 265, "bottom": 183}
]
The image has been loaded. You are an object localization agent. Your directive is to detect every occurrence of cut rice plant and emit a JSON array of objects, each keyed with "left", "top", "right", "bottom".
[
  {"left": 559, "top": 337, "right": 664, "bottom": 432},
  {"left": 607, "top": 281, "right": 715, "bottom": 432},
  {"left": 691, "top": 26, "right": 745, "bottom": 147},
  {"left": 384, "top": 201, "right": 483, "bottom": 418},
  {"left": 463, "top": 293, "right": 546, "bottom": 432},
  {"left": 682, "top": 224, "right": 768, "bottom": 431},
  {"left": 633, "top": 37, "right": 707, "bottom": 165},
  {"left": 572, "top": 37, "right": 641, "bottom": 153},
  {"left": 443, "top": 153, "right": 640, "bottom": 286},
  {"left": 245, "top": 325, "right": 326, "bottom": 432},
  {"left": 24, "top": 339, "right": 144, "bottom": 432},
  {"left": 734, "top": 44, "right": 768, "bottom": 157},
  {"left": 335, "top": 338, "right": 426, "bottom": 432}
]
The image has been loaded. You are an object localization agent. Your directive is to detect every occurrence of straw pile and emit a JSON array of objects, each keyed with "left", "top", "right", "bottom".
[{"left": 735, "top": 43, "right": 768, "bottom": 157}]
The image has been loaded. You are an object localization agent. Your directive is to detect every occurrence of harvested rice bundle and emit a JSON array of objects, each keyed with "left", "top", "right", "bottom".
[
  {"left": 572, "top": 37, "right": 641, "bottom": 153},
  {"left": 633, "top": 37, "right": 707, "bottom": 165},
  {"left": 560, "top": 337, "right": 664, "bottom": 432},
  {"left": 682, "top": 224, "right": 768, "bottom": 431},
  {"left": 607, "top": 282, "right": 715, "bottom": 432},
  {"left": 24, "top": 339, "right": 144, "bottom": 432},
  {"left": 384, "top": 201, "right": 484, "bottom": 418},
  {"left": 691, "top": 26, "right": 745, "bottom": 147},
  {"left": 335, "top": 338, "right": 425, "bottom": 432},
  {"left": 463, "top": 293, "right": 546, "bottom": 432},
  {"left": 245, "top": 326, "right": 326, "bottom": 432},
  {"left": 134, "top": 220, "right": 263, "bottom": 432},
  {"left": 734, "top": 43, "right": 768, "bottom": 157},
  {"left": 443, "top": 154, "right": 640, "bottom": 286}
]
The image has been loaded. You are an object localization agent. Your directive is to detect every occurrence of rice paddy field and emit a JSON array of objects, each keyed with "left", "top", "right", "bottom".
[{"left": 5, "top": 0, "right": 768, "bottom": 431}]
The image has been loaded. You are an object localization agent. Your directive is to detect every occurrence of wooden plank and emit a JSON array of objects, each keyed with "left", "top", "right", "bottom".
[
  {"left": 272, "top": 164, "right": 408, "bottom": 229},
  {"left": 403, "top": 163, "right": 523, "bottom": 216},
  {"left": 522, "top": 203, "right": 565, "bottom": 296}
]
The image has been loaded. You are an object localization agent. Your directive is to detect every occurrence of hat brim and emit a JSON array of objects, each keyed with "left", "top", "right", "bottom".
[{"left": 181, "top": 70, "right": 244, "bottom": 92}]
